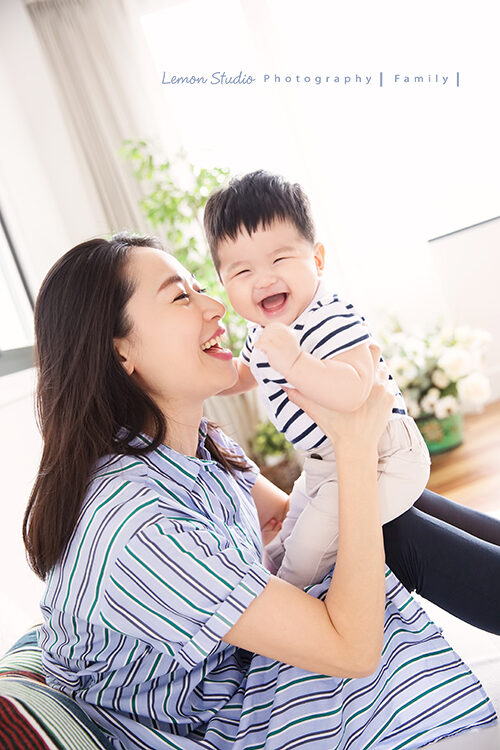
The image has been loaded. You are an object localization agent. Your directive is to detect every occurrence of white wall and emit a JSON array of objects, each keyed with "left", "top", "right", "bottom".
[
  {"left": 431, "top": 217, "right": 500, "bottom": 402},
  {"left": 0, "top": 0, "right": 108, "bottom": 651},
  {"left": 0, "top": 0, "right": 107, "bottom": 292},
  {"left": 0, "top": 370, "right": 44, "bottom": 652}
]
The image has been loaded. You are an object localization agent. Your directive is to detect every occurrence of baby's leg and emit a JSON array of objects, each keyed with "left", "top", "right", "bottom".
[
  {"left": 377, "top": 416, "right": 431, "bottom": 525},
  {"left": 275, "top": 456, "right": 339, "bottom": 589},
  {"left": 270, "top": 417, "right": 430, "bottom": 588}
]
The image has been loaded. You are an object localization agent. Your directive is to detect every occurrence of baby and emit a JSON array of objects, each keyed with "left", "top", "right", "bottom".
[{"left": 204, "top": 171, "right": 431, "bottom": 589}]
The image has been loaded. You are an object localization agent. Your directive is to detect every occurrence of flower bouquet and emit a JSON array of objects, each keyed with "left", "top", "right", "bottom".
[{"left": 380, "top": 320, "right": 491, "bottom": 453}]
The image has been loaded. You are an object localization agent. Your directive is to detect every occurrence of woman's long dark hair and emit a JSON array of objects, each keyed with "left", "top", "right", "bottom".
[{"left": 23, "top": 233, "right": 251, "bottom": 580}]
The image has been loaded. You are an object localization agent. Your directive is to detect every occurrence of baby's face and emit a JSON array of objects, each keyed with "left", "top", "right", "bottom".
[{"left": 217, "top": 220, "right": 324, "bottom": 327}]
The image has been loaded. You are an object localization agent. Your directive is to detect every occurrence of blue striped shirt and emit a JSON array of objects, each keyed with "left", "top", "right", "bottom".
[
  {"left": 241, "top": 282, "right": 407, "bottom": 453},
  {"left": 39, "top": 420, "right": 496, "bottom": 748}
]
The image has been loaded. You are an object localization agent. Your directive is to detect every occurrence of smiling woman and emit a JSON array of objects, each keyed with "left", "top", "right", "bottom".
[
  {"left": 22, "top": 231, "right": 498, "bottom": 750},
  {"left": 23, "top": 233, "right": 244, "bottom": 580},
  {"left": 112, "top": 247, "right": 236, "bottom": 448}
]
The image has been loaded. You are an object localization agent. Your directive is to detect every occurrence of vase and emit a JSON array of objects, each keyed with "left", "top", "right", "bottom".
[{"left": 415, "top": 412, "right": 464, "bottom": 455}]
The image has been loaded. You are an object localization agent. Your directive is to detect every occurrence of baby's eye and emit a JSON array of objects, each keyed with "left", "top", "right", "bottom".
[
  {"left": 196, "top": 287, "right": 208, "bottom": 294},
  {"left": 273, "top": 257, "right": 287, "bottom": 263},
  {"left": 234, "top": 269, "right": 250, "bottom": 277}
]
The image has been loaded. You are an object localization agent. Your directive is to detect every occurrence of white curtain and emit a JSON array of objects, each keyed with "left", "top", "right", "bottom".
[{"left": 25, "top": 0, "right": 159, "bottom": 234}]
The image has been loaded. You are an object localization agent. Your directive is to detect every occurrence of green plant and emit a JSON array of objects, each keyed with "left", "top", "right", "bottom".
[
  {"left": 252, "top": 420, "right": 293, "bottom": 460},
  {"left": 121, "top": 139, "right": 247, "bottom": 355}
]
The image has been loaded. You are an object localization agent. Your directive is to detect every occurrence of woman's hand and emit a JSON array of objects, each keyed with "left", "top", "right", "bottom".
[{"left": 284, "top": 344, "right": 393, "bottom": 452}]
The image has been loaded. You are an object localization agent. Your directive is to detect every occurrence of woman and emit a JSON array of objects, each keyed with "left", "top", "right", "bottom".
[{"left": 24, "top": 233, "right": 497, "bottom": 749}]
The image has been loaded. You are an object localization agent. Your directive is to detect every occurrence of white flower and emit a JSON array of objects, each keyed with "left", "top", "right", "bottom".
[
  {"left": 440, "top": 325, "right": 455, "bottom": 343},
  {"left": 404, "top": 337, "right": 427, "bottom": 359},
  {"left": 477, "top": 330, "right": 493, "bottom": 348},
  {"left": 454, "top": 324, "right": 473, "bottom": 344},
  {"left": 438, "top": 347, "right": 473, "bottom": 381},
  {"left": 434, "top": 395, "right": 459, "bottom": 419},
  {"left": 457, "top": 373, "right": 491, "bottom": 405},
  {"left": 406, "top": 399, "right": 421, "bottom": 419},
  {"left": 431, "top": 369, "right": 450, "bottom": 389},
  {"left": 386, "top": 355, "right": 418, "bottom": 389},
  {"left": 420, "top": 388, "right": 441, "bottom": 415}
]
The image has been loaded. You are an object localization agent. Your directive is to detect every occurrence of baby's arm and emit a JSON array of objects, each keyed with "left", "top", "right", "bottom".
[
  {"left": 255, "top": 322, "right": 375, "bottom": 412},
  {"left": 288, "top": 343, "right": 376, "bottom": 411},
  {"left": 216, "top": 358, "right": 258, "bottom": 396}
]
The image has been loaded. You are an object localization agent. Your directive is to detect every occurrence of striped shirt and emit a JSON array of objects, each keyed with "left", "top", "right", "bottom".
[
  {"left": 39, "top": 420, "right": 496, "bottom": 749},
  {"left": 241, "top": 281, "right": 407, "bottom": 453}
]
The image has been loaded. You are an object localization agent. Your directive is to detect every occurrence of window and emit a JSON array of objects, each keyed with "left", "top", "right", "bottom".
[{"left": 0, "top": 207, "right": 34, "bottom": 376}]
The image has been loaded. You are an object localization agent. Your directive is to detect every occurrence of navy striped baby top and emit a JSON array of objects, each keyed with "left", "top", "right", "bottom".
[{"left": 241, "top": 280, "right": 407, "bottom": 453}]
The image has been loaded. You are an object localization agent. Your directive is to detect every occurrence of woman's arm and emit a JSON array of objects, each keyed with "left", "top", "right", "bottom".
[
  {"left": 251, "top": 474, "right": 289, "bottom": 531},
  {"left": 222, "top": 351, "right": 393, "bottom": 678},
  {"left": 223, "top": 443, "right": 384, "bottom": 677}
]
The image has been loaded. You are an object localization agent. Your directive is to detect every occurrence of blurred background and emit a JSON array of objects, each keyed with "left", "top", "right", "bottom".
[{"left": 1, "top": 0, "right": 499, "bottom": 651}]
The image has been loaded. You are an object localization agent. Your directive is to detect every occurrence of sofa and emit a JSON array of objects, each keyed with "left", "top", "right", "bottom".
[{"left": 0, "top": 629, "right": 113, "bottom": 749}]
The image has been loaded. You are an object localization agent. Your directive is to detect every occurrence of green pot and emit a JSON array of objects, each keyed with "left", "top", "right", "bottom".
[{"left": 416, "top": 412, "right": 463, "bottom": 455}]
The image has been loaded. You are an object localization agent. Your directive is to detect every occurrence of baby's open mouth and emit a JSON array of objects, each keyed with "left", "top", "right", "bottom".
[{"left": 259, "top": 292, "right": 288, "bottom": 312}]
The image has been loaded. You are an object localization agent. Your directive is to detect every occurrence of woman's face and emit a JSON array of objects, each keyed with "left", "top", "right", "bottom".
[{"left": 115, "top": 247, "right": 237, "bottom": 413}]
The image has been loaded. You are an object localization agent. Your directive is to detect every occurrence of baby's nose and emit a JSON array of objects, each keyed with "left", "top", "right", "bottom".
[{"left": 255, "top": 272, "right": 279, "bottom": 288}]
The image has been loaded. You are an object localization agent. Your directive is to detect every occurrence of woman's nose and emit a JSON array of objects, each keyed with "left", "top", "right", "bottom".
[{"left": 201, "top": 292, "right": 226, "bottom": 320}]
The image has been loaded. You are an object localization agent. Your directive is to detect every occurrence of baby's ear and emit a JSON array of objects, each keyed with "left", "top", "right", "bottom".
[{"left": 313, "top": 242, "right": 325, "bottom": 273}]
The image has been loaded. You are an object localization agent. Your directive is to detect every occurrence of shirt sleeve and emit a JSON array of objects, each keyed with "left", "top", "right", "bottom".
[
  {"left": 239, "top": 329, "right": 254, "bottom": 366},
  {"left": 101, "top": 516, "right": 271, "bottom": 673},
  {"left": 298, "top": 297, "right": 373, "bottom": 360}
]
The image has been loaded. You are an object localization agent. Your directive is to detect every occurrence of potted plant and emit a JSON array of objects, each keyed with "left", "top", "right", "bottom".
[
  {"left": 252, "top": 420, "right": 294, "bottom": 466},
  {"left": 380, "top": 319, "right": 491, "bottom": 454},
  {"left": 251, "top": 420, "right": 301, "bottom": 493}
]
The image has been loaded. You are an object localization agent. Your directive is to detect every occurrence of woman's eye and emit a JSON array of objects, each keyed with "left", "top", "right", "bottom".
[{"left": 174, "top": 287, "right": 207, "bottom": 301}]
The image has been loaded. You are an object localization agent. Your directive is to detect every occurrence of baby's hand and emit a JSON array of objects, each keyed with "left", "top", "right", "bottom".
[
  {"left": 261, "top": 517, "right": 283, "bottom": 546},
  {"left": 255, "top": 322, "right": 302, "bottom": 378}
]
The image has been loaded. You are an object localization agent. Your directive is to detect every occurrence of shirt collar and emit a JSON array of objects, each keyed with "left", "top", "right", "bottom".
[
  {"left": 117, "top": 417, "right": 216, "bottom": 472},
  {"left": 291, "top": 277, "right": 332, "bottom": 328}
]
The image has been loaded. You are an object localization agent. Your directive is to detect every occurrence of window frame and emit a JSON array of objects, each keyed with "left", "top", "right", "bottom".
[{"left": 0, "top": 206, "right": 35, "bottom": 377}]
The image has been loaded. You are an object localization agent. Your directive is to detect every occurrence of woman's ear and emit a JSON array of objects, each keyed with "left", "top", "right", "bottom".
[
  {"left": 313, "top": 242, "right": 325, "bottom": 274},
  {"left": 113, "top": 338, "right": 135, "bottom": 376}
]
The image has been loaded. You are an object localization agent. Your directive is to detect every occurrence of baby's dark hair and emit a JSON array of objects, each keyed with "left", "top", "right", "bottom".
[{"left": 203, "top": 170, "right": 315, "bottom": 274}]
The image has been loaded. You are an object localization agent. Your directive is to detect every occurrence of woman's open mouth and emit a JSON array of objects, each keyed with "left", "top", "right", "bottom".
[
  {"left": 258, "top": 292, "right": 289, "bottom": 315},
  {"left": 200, "top": 332, "right": 233, "bottom": 360}
]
